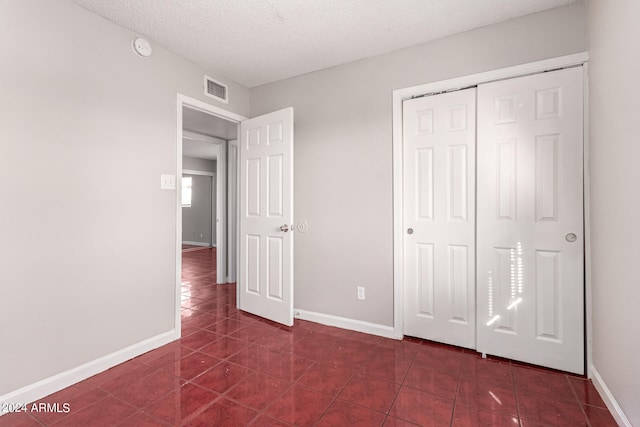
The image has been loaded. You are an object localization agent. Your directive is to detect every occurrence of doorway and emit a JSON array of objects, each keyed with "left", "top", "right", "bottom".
[
  {"left": 182, "top": 131, "right": 218, "bottom": 250},
  {"left": 176, "top": 95, "right": 296, "bottom": 334},
  {"left": 181, "top": 110, "right": 234, "bottom": 280},
  {"left": 175, "top": 94, "right": 246, "bottom": 338}
]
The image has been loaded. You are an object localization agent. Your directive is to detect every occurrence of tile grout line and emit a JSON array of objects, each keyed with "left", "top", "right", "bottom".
[
  {"left": 510, "top": 360, "right": 525, "bottom": 427},
  {"left": 310, "top": 342, "right": 359, "bottom": 427},
  {"left": 449, "top": 352, "right": 464, "bottom": 427},
  {"left": 381, "top": 344, "right": 423, "bottom": 426},
  {"left": 385, "top": 344, "right": 415, "bottom": 425},
  {"left": 231, "top": 339, "right": 317, "bottom": 426},
  {"left": 566, "top": 373, "right": 594, "bottom": 427},
  {"left": 222, "top": 355, "right": 301, "bottom": 427}
]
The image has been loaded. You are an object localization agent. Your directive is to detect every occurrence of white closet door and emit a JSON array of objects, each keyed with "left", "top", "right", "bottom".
[
  {"left": 477, "top": 67, "right": 584, "bottom": 374},
  {"left": 403, "top": 88, "right": 476, "bottom": 349}
]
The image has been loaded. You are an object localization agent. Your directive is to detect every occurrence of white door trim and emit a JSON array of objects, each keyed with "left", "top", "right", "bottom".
[
  {"left": 582, "top": 62, "right": 593, "bottom": 379},
  {"left": 392, "top": 52, "right": 589, "bottom": 354},
  {"left": 216, "top": 143, "right": 227, "bottom": 270},
  {"left": 183, "top": 169, "right": 215, "bottom": 176},
  {"left": 227, "top": 140, "right": 239, "bottom": 284},
  {"left": 175, "top": 94, "right": 247, "bottom": 340}
]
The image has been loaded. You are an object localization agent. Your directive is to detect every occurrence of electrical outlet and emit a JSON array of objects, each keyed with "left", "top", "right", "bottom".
[{"left": 357, "top": 286, "right": 365, "bottom": 300}]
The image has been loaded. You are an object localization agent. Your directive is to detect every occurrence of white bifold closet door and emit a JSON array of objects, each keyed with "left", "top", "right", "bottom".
[
  {"left": 403, "top": 88, "right": 476, "bottom": 349},
  {"left": 476, "top": 67, "right": 584, "bottom": 374}
]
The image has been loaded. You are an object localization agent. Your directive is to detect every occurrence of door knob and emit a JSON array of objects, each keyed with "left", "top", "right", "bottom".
[
  {"left": 565, "top": 233, "right": 577, "bottom": 242},
  {"left": 407, "top": 228, "right": 414, "bottom": 235},
  {"left": 280, "top": 224, "right": 290, "bottom": 232}
]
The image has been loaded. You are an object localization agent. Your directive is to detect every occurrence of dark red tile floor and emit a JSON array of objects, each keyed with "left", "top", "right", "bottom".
[{"left": 1, "top": 248, "right": 617, "bottom": 426}]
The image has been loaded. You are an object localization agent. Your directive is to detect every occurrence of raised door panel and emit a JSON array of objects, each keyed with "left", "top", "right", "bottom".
[
  {"left": 448, "top": 245, "right": 469, "bottom": 324},
  {"left": 246, "top": 158, "right": 261, "bottom": 217},
  {"left": 246, "top": 235, "right": 260, "bottom": 295},
  {"left": 535, "top": 250, "right": 561, "bottom": 342},
  {"left": 535, "top": 135, "right": 559, "bottom": 221},
  {"left": 448, "top": 145, "right": 467, "bottom": 221},
  {"left": 267, "top": 155, "right": 283, "bottom": 218},
  {"left": 497, "top": 139, "right": 517, "bottom": 221},
  {"left": 416, "top": 148, "right": 434, "bottom": 221},
  {"left": 267, "top": 236, "right": 283, "bottom": 301},
  {"left": 416, "top": 243, "right": 435, "bottom": 318}
]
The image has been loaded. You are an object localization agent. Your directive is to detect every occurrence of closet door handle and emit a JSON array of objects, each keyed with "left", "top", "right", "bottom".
[{"left": 407, "top": 228, "right": 414, "bottom": 235}]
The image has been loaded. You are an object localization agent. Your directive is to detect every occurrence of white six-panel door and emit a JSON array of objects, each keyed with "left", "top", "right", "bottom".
[
  {"left": 476, "top": 67, "right": 584, "bottom": 374},
  {"left": 239, "top": 107, "right": 294, "bottom": 326},
  {"left": 403, "top": 88, "right": 476, "bottom": 349}
]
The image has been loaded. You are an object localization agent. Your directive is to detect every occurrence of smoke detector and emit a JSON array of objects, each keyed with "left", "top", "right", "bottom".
[{"left": 132, "top": 38, "right": 152, "bottom": 58}]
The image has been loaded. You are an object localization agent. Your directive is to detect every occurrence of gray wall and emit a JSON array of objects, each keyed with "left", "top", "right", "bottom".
[
  {"left": 182, "top": 174, "right": 213, "bottom": 245},
  {"left": 0, "top": 0, "right": 249, "bottom": 395},
  {"left": 587, "top": 0, "right": 640, "bottom": 424},
  {"left": 250, "top": 3, "right": 586, "bottom": 326},
  {"left": 183, "top": 156, "right": 216, "bottom": 173},
  {"left": 182, "top": 156, "right": 217, "bottom": 245}
]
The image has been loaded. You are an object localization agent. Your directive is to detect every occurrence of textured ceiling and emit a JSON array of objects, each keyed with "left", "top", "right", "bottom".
[{"left": 70, "top": 0, "right": 578, "bottom": 87}]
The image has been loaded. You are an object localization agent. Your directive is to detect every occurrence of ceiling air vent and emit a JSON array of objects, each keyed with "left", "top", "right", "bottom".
[{"left": 204, "top": 76, "right": 229, "bottom": 103}]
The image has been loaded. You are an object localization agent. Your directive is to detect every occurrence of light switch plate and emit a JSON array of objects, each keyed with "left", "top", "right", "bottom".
[{"left": 160, "top": 174, "right": 176, "bottom": 190}]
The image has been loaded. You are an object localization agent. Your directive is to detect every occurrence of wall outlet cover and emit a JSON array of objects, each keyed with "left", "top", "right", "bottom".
[{"left": 160, "top": 174, "right": 176, "bottom": 190}]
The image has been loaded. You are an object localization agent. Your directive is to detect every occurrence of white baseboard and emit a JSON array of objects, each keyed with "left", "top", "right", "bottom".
[
  {"left": 590, "top": 365, "right": 632, "bottom": 427},
  {"left": 182, "top": 241, "right": 213, "bottom": 247},
  {"left": 294, "top": 308, "right": 398, "bottom": 340},
  {"left": 0, "top": 330, "right": 176, "bottom": 415}
]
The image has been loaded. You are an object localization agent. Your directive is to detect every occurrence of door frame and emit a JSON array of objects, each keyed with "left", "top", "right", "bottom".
[
  {"left": 391, "top": 52, "right": 591, "bottom": 370},
  {"left": 175, "top": 94, "right": 247, "bottom": 339},
  {"left": 227, "top": 140, "right": 239, "bottom": 284}
]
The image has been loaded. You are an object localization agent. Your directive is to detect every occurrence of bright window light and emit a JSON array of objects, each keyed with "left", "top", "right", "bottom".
[{"left": 182, "top": 176, "right": 192, "bottom": 207}]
